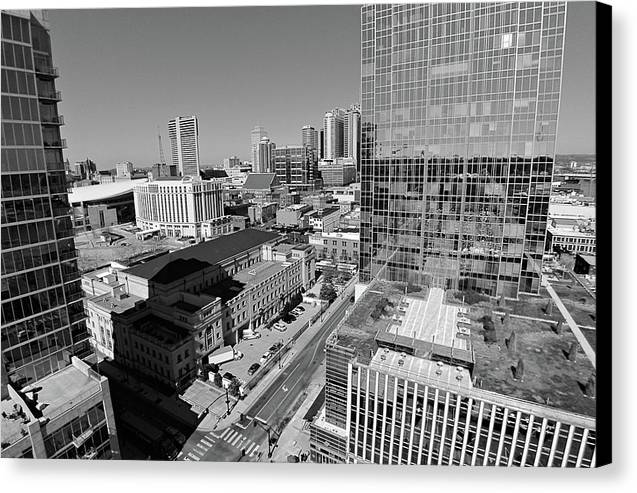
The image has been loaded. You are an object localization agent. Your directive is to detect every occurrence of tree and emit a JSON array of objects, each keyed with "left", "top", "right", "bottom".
[
  {"left": 228, "top": 377, "right": 241, "bottom": 397},
  {"left": 320, "top": 282, "right": 337, "bottom": 303}
]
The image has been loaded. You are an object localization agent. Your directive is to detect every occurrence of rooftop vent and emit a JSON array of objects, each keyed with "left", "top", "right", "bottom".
[{"left": 398, "top": 359, "right": 404, "bottom": 366}]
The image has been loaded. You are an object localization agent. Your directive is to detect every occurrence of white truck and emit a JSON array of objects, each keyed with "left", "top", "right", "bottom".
[{"left": 207, "top": 346, "right": 242, "bottom": 366}]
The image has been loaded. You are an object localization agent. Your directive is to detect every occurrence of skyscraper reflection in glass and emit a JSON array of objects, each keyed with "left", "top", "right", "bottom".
[{"left": 359, "top": 2, "right": 566, "bottom": 297}]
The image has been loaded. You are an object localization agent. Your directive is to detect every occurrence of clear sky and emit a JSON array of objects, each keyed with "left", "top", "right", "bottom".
[{"left": 48, "top": 3, "right": 596, "bottom": 169}]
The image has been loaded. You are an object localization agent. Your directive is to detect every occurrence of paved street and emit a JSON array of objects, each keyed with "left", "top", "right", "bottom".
[{"left": 177, "top": 284, "right": 353, "bottom": 462}]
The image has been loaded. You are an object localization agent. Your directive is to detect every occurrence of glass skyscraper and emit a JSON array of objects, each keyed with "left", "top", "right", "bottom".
[
  {"left": 1, "top": 10, "right": 90, "bottom": 388},
  {"left": 359, "top": 2, "right": 566, "bottom": 297}
]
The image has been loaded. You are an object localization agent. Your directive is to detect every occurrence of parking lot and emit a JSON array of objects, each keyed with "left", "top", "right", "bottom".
[{"left": 215, "top": 299, "right": 322, "bottom": 385}]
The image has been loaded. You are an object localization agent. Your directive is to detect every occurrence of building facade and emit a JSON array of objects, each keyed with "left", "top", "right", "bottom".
[
  {"left": 309, "top": 230, "right": 360, "bottom": 264},
  {"left": 359, "top": 3, "right": 567, "bottom": 298},
  {"left": 323, "top": 109, "right": 345, "bottom": 160},
  {"left": 1, "top": 10, "right": 91, "bottom": 388},
  {"left": 305, "top": 206, "right": 341, "bottom": 233},
  {"left": 168, "top": 115, "right": 200, "bottom": 178},
  {"left": 133, "top": 176, "right": 224, "bottom": 239},
  {"left": 223, "top": 156, "right": 241, "bottom": 169}
]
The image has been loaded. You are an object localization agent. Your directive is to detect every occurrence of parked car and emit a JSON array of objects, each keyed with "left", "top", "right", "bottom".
[
  {"left": 243, "top": 332, "right": 261, "bottom": 340},
  {"left": 295, "top": 306, "right": 305, "bottom": 312},
  {"left": 259, "top": 352, "right": 271, "bottom": 364},
  {"left": 248, "top": 363, "right": 260, "bottom": 376},
  {"left": 166, "top": 426, "right": 186, "bottom": 446},
  {"left": 273, "top": 322, "right": 287, "bottom": 332},
  {"left": 269, "top": 343, "right": 282, "bottom": 353}
]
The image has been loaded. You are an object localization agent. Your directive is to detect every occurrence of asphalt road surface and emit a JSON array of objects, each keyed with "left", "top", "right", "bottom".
[{"left": 178, "top": 294, "right": 352, "bottom": 462}]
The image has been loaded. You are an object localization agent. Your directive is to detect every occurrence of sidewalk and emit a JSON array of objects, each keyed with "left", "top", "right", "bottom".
[
  {"left": 270, "top": 363, "right": 324, "bottom": 462},
  {"left": 196, "top": 277, "right": 356, "bottom": 432}
]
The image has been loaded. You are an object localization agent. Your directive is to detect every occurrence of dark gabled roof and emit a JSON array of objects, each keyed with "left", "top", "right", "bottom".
[
  {"left": 123, "top": 229, "right": 281, "bottom": 284},
  {"left": 242, "top": 173, "right": 278, "bottom": 190}
]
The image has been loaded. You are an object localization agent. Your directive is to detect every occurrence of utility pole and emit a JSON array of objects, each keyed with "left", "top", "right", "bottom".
[{"left": 253, "top": 416, "right": 278, "bottom": 459}]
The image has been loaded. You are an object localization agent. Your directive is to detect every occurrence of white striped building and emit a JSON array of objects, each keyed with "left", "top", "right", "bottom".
[
  {"left": 310, "top": 285, "right": 596, "bottom": 467},
  {"left": 133, "top": 177, "right": 224, "bottom": 239},
  {"left": 168, "top": 115, "right": 200, "bottom": 177}
]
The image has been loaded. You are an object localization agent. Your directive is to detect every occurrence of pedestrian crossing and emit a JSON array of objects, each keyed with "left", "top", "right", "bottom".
[
  {"left": 180, "top": 427, "right": 261, "bottom": 460},
  {"left": 217, "top": 427, "right": 261, "bottom": 458}
]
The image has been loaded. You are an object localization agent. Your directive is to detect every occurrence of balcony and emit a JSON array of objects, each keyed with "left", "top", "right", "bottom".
[
  {"left": 34, "top": 65, "right": 59, "bottom": 78},
  {"left": 38, "top": 90, "right": 62, "bottom": 102},
  {"left": 43, "top": 138, "right": 67, "bottom": 149},
  {"left": 41, "top": 115, "right": 64, "bottom": 126}
]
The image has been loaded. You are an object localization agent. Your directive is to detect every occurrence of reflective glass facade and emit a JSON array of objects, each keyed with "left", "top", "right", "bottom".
[
  {"left": 1, "top": 11, "right": 90, "bottom": 388},
  {"left": 359, "top": 3, "right": 566, "bottom": 297}
]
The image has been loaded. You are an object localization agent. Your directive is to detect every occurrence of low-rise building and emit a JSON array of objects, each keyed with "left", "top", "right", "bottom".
[
  {"left": 304, "top": 206, "right": 341, "bottom": 233},
  {"left": 248, "top": 201, "right": 278, "bottom": 225},
  {"left": 241, "top": 173, "right": 281, "bottom": 205},
  {"left": 276, "top": 204, "right": 312, "bottom": 228},
  {"left": 1, "top": 356, "right": 120, "bottom": 459},
  {"left": 329, "top": 183, "right": 361, "bottom": 204},
  {"left": 201, "top": 215, "right": 234, "bottom": 239},
  {"left": 81, "top": 230, "right": 316, "bottom": 391},
  {"left": 309, "top": 229, "right": 360, "bottom": 264},
  {"left": 546, "top": 218, "right": 596, "bottom": 255}
]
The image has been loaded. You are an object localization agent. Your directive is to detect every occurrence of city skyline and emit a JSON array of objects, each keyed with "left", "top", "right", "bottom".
[{"left": 46, "top": 3, "right": 596, "bottom": 169}]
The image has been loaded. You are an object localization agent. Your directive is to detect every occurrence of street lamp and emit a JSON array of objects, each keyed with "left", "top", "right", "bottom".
[{"left": 253, "top": 416, "right": 278, "bottom": 459}]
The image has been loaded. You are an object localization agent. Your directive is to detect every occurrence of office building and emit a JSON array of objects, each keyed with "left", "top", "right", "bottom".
[
  {"left": 273, "top": 145, "right": 319, "bottom": 186},
  {"left": 323, "top": 109, "right": 345, "bottom": 160},
  {"left": 251, "top": 125, "right": 268, "bottom": 171},
  {"left": 310, "top": 280, "right": 596, "bottom": 466},
  {"left": 343, "top": 105, "right": 361, "bottom": 168},
  {"left": 319, "top": 128, "right": 325, "bottom": 159},
  {"left": 133, "top": 176, "right": 224, "bottom": 239},
  {"left": 304, "top": 206, "right": 341, "bottom": 233},
  {"left": 257, "top": 136, "right": 276, "bottom": 173},
  {"left": 302, "top": 125, "right": 319, "bottom": 153},
  {"left": 359, "top": 3, "right": 567, "bottom": 298},
  {"left": 318, "top": 157, "right": 357, "bottom": 187},
  {"left": 309, "top": 229, "right": 360, "bottom": 265},
  {"left": 546, "top": 218, "right": 596, "bottom": 256},
  {"left": 168, "top": 115, "right": 200, "bottom": 177},
  {"left": 1, "top": 10, "right": 92, "bottom": 388},
  {"left": 116, "top": 160, "right": 134, "bottom": 178}
]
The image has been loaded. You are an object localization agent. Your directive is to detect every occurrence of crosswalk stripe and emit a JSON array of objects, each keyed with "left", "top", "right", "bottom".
[
  {"left": 245, "top": 442, "right": 256, "bottom": 455},
  {"left": 201, "top": 439, "right": 213, "bottom": 447},
  {"left": 230, "top": 434, "right": 242, "bottom": 446},
  {"left": 249, "top": 445, "right": 259, "bottom": 457},
  {"left": 195, "top": 443, "right": 208, "bottom": 451},
  {"left": 225, "top": 430, "right": 238, "bottom": 442},
  {"left": 183, "top": 456, "right": 192, "bottom": 461},
  {"left": 192, "top": 447, "right": 204, "bottom": 455},
  {"left": 188, "top": 453, "right": 200, "bottom": 461},
  {"left": 220, "top": 428, "right": 232, "bottom": 440}
]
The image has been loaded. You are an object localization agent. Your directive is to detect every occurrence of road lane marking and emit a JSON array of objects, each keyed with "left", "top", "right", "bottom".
[{"left": 254, "top": 361, "right": 303, "bottom": 416}]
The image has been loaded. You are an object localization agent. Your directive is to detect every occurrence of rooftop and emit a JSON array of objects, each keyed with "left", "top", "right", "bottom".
[
  {"left": 123, "top": 229, "right": 280, "bottom": 283},
  {"left": 335, "top": 280, "right": 596, "bottom": 418},
  {"left": 242, "top": 173, "right": 278, "bottom": 190},
  {"left": 68, "top": 178, "right": 147, "bottom": 204},
  {"left": 88, "top": 291, "right": 143, "bottom": 314},
  {"left": 233, "top": 261, "right": 287, "bottom": 287},
  {"left": 134, "top": 314, "right": 191, "bottom": 347}
]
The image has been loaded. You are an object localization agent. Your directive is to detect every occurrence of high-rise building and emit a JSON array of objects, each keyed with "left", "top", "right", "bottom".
[
  {"left": 343, "top": 105, "right": 361, "bottom": 168},
  {"left": 302, "top": 125, "right": 319, "bottom": 154},
  {"left": 257, "top": 136, "right": 276, "bottom": 173},
  {"left": 273, "top": 145, "right": 319, "bottom": 186},
  {"left": 1, "top": 9, "right": 92, "bottom": 388},
  {"left": 251, "top": 125, "right": 268, "bottom": 171},
  {"left": 318, "top": 157, "right": 357, "bottom": 187},
  {"left": 319, "top": 128, "right": 325, "bottom": 160},
  {"left": 359, "top": 3, "right": 567, "bottom": 298},
  {"left": 168, "top": 115, "right": 200, "bottom": 177},
  {"left": 323, "top": 109, "right": 345, "bottom": 160}
]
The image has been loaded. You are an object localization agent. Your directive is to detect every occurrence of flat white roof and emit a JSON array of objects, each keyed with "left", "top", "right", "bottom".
[
  {"left": 68, "top": 179, "right": 147, "bottom": 204},
  {"left": 385, "top": 288, "right": 469, "bottom": 351}
]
